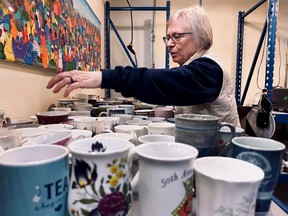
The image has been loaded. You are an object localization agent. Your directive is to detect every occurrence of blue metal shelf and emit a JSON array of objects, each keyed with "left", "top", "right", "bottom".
[
  {"left": 104, "top": 1, "right": 171, "bottom": 98},
  {"left": 235, "top": 0, "right": 279, "bottom": 106}
]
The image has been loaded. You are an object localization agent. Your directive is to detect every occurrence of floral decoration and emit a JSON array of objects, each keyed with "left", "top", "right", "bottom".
[{"left": 69, "top": 155, "right": 132, "bottom": 216}]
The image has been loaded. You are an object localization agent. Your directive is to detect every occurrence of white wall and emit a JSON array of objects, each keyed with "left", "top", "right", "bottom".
[
  {"left": 109, "top": 0, "right": 287, "bottom": 106},
  {"left": 0, "top": 0, "right": 106, "bottom": 119}
]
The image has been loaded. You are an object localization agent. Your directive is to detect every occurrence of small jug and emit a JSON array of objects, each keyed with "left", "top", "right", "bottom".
[{"left": 67, "top": 137, "right": 134, "bottom": 216}]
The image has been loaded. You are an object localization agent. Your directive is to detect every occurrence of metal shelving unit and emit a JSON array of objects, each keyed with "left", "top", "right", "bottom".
[
  {"left": 104, "top": 1, "right": 170, "bottom": 97},
  {"left": 235, "top": 0, "right": 279, "bottom": 106}
]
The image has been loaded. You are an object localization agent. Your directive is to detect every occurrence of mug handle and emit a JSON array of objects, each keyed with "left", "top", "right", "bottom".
[
  {"left": 98, "top": 112, "right": 108, "bottom": 117},
  {"left": 0, "top": 146, "right": 3, "bottom": 153},
  {"left": 216, "top": 122, "right": 236, "bottom": 156},
  {"left": 127, "top": 145, "right": 140, "bottom": 192},
  {"left": 21, "top": 138, "right": 32, "bottom": 146},
  {"left": 129, "top": 131, "right": 138, "bottom": 145}
]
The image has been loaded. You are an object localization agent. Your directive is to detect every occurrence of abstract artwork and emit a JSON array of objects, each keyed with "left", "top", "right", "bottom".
[{"left": 0, "top": 0, "right": 101, "bottom": 72}]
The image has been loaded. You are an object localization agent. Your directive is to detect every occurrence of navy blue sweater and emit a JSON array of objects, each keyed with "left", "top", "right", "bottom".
[{"left": 101, "top": 57, "right": 223, "bottom": 106}]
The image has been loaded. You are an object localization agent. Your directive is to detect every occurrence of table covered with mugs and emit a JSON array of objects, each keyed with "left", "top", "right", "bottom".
[{"left": 0, "top": 102, "right": 288, "bottom": 216}]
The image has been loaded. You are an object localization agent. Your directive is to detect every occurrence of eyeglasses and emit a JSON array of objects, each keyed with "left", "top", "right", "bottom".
[{"left": 162, "top": 32, "right": 193, "bottom": 45}]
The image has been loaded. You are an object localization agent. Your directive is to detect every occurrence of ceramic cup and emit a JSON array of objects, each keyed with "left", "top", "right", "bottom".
[
  {"left": 231, "top": 137, "right": 286, "bottom": 216},
  {"left": 114, "top": 125, "right": 148, "bottom": 145},
  {"left": 0, "top": 110, "right": 6, "bottom": 127},
  {"left": 0, "top": 145, "right": 69, "bottom": 216},
  {"left": 147, "top": 122, "right": 175, "bottom": 136},
  {"left": 175, "top": 114, "right": 235, "bottom": 157},
  {"left": 90, "top": 105, "right": 116, "bottom": 117},
  {"left": 38, "top": 123, "right": 74, "bottom": 131},
  {"left": 69, "top": 129, "right": 93, "bottom": 142},
  {"left": 153, "top": 106, "right": 174, "bottom": 119},
  {"left": 125, "top": 119, "right": 152, "bottom": 126},
  {"left": 131, "top": 142, "right": 198, "bottom": 216},
  {"left": 67, "top": 137, "right": 134, "bottom": 216},
  {"left": 215, "top": 126, "right": 244, "bottom": 156},
  {"left": 0, "top": 129, "right": 22, "bottom": 152},
  {"left": 22, "top": 130, "right": 72, "bottom": 147},
  {"left": 118, "top": 104, "right": 134, "bottom": 115},
  {"left": 97, "top": 116, "right": 120, "bottom": 130},
  {"left": 194, "top": 157, "right": 264, "bottom": 216},
  {"left": 138, "top": 134, "right": 175, "bottom": 144},
  {"left": 98, "top": 108, "right": 126, "bottom": 117},
  {"left": 14, "top": 127, "right": 50, "bottom": 141},
  {"left": 73, "top": 117, "right": 110, "bottom": 134},
  {"left": 111, "top": 114, "right": 134, "bottom": 125},
  {"left": 95, "top": 132, "right": 136, "bottom": 143}
]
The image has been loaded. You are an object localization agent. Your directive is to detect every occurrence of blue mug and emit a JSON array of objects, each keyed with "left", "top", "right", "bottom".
[
  {"left": 231, "top": 136, "right": 285, "bottom": 216},
  {"left": 0, "top": 145, "right": 69, "bottom": 216},
  {"left": 175, "top": 114, "right": 235, "bottom": 157}
]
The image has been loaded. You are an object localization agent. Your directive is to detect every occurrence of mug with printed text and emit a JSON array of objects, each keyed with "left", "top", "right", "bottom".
[{"left": 0, "top": 145, "right": 69, "bottom": 216}]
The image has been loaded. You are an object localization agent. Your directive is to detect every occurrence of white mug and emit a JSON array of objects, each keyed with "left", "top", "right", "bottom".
[
  {"left": 147, "top": 122, "right": 175, "bottom": 136},
  {"left": 131, "top": 142, "right": 198, "bottom": 216},
  {"left": 138, "top": 134, "right": 175, "bottom": 144},
  {"left": 114, "top": 125, "right": 148, "bottom": 145},
  {"left": 194, "top": 157, "right": 264, "bottom": 216},
  {"left": 111, "top": 114, "right": 134, "bottom": 125},
  {"left": 118, "top": 104, "right": 134, "bottom": 115},
  {"left": 68, "top": 137, "right": 134, "bottom": 215}
]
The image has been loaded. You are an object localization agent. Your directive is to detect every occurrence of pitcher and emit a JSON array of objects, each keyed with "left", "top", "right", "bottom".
[{"left": 67, "top": 137, "right": 134, "bottom": 216}]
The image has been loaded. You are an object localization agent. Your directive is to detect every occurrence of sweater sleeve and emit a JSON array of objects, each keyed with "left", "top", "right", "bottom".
[{"left": 101, "top": 57, "right": 223, "bottom": 106}]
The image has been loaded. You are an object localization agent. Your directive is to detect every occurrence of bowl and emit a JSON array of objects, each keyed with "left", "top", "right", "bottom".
[{"left": 36, "top": 111, "right": 69, "bottom": 125}]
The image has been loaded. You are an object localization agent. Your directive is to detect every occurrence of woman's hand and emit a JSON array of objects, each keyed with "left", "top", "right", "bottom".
[{"left": 46, "top": 70, "right": 102, "bottom": 97}]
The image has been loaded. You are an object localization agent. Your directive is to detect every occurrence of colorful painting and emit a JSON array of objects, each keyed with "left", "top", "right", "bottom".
[{"left": 0, "top": 0, "right": 101, "bottom": 72}]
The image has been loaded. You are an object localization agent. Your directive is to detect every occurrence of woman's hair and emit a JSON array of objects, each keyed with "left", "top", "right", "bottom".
[{"left": 167, "top": 6, "right": 213, "bottom": 52}]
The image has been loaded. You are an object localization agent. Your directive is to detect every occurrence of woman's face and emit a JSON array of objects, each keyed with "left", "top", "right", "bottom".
[{"left": 166, "top": 18, "right": 197, "bottom": 66}]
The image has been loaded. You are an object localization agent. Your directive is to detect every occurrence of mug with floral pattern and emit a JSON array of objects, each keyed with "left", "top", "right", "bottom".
[{"left": 67, "top": 136, "right": 134, "bottom": 216}]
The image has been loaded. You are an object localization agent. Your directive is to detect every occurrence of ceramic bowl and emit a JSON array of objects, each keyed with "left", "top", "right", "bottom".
[{"left": 36, "top": 111, "right": 69, "bottom": 125}]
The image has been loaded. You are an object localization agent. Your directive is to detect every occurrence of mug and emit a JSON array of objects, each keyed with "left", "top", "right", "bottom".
[
  {"left": 0, "top": 145, "right": 69, "bottom": 216},
  {"left": 114, "top": 125, "right": 148, "bottom": 145},
  {"left": 118, "top": 104, "right": 134, "bottom": 115},
  {"left": 69, "top": 129, "right": 93, "bottom": 142},
  {"left": 194, "top": 157, "right": 264, "bottom": 216},
  {"left": 111, "top": 114, "right": 134, "bottom": 125},
  {"left": 73, "top": 117, "right": 108, "bottom": 134},
  {"left": 99, "top": 108, "right": 126, "bottom": 117},
  {"left": 90, "top": 105, "right": 117, "bottom": 117},
  {"left": 138, "top": 134, "right": 175, "bottom": 144},
  {"left": 215, "top": 126, "right": 244, "bottom": 156},
  {"left": 0, "top": 129, "right": 22, "bottom": 152},
  {"left": 22, "top": 130, "right": 72, "bottom": 147},
  {"left": 0, "top": 110, "right": 6, "bottom": 127},
  {"left": 153, "top": 106, "right": 174, "bottom": 119},
  {"left": 95, "top": 132, "right": 136, "bottom": 144},
  {"left": 131, "top": 142, "right": 198, "bottom": 216},
  {"left": 125, "top": 119, "right": 152, "bottom": 126},
  {"left": 175, "top": 114, "right": 235, "bottom": 157},
  {"left": 67, "top": 137, "right": 134, "bottom": 216},
  {"left": 147, "top": 122, "right": 175, "bottom": 136},
  {"left": 13, "top": 127, "right": 50, "bottom": 143},
  {"left": 231, "top": 137, "right": 286, "bottom": 216},
  {"left": 97, "top": 116, "right": 120, "bottom": 130}
]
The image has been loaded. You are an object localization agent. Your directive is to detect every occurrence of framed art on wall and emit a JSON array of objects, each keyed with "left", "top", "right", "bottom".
[{"left": 0, "top": 0, "right": 101, "bottom": 72}]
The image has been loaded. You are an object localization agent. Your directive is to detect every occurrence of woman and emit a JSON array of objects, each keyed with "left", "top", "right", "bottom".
[{"left": 46, "top": 6, "right": 240, "bottom": 127}]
